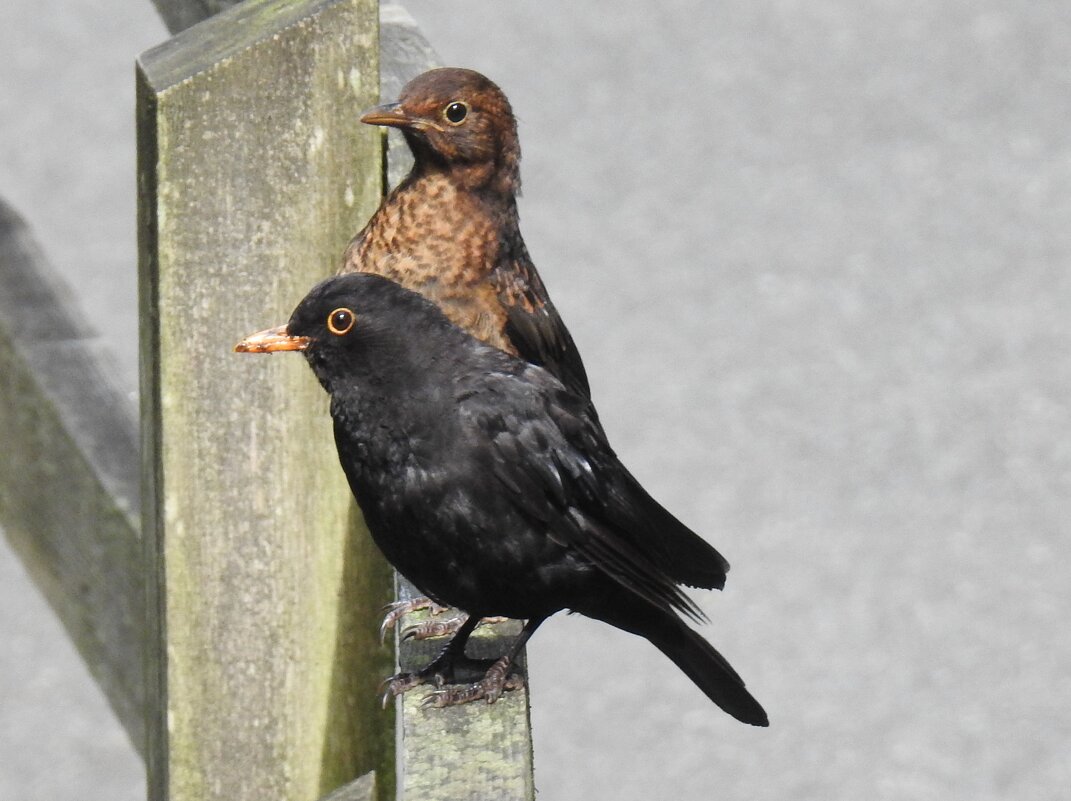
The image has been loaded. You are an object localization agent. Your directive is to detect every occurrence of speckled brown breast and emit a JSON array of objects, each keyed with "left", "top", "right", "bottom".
[{"left": 340, "top": 173, "right": 516, "bottom": 355}]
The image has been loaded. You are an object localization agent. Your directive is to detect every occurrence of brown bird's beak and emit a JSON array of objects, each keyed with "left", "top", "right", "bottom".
[
  {"left": 360, "top": 102, "right": 412, "bottom": 128},
  {"left": 234, "top": 325, "right": 310, "bottom": 354}
]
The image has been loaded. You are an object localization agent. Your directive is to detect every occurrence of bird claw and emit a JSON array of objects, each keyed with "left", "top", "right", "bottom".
[
  {"left": 417, "top": 657, "right": 524, "bottom": 708},
  {"left": 420, "top": 687, "right": 475, "bottom": 708},
  {"left": 401, "top": 615, "right": 466, "bottom": 641},
  {"left": 379, "top": 670, "right": 446, "bottom": 708},
  {"left": 397, "top": 612, "right": 512, "bottom": 642},
  {"left": 379, "top": 597, "right": 449, "bottom": 643}
]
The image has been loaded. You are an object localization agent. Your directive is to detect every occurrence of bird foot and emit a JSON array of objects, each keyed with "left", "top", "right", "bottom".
[
  {"left": 380, "top": 647, "right": 522, "bottom": 708},
  {"left": 401, "top": 614, "right": 510, "bottom": 642},
  {"left": 379, "top": 645, "right": 489, "bottom": 707},
  {"left": 419, "top": 656, "right": 525, "bottom": 708},
  {"left": 380, "top": 671, "right": 443, "bottom": 707},
  {"left": 379, "top": 597, "right": 449, "bottom": 643}
]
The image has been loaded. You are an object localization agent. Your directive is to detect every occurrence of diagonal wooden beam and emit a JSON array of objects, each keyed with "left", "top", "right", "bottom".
[{"left": 0, "top": 199, "right": 145, "bottom": 753}]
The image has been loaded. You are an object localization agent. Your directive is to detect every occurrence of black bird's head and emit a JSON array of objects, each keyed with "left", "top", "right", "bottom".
[
  {"left": 361, "top": 67, "right": 521, "bottom": 195},
  {"left": 235, "top": 273, "right": 465, "bottom": 396}
]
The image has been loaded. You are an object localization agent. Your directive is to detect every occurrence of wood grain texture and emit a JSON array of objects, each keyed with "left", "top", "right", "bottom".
[
  {"left": 399, "top": 687, "right": 535, "bottom": 801},
  {"left": 137, "top": 2, "right": 392, "bottom": 799},
  {"left": 0, "top": 199, "right": 144, "bottom": 752},
  {"left": 392, "top": 580, "right": 535, "bottom": 801}
]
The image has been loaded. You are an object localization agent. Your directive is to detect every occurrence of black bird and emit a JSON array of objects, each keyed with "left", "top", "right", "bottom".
[{"left": 236, "top": 273, "right": 768, "bottom": 726}]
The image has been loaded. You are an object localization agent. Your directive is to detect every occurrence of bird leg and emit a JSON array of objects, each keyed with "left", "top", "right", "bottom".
[
  {"left": 419, "top": 615, "right": 546, "bottom": 708},
  {"left": 420, "top": 655, "right": 526, "bottom": 707},
  {"left": 381, "top": 597, "right": 509, "bottom": 643},
  {"left": 381, "top": 614, "right": 484, "bottom": 705}
]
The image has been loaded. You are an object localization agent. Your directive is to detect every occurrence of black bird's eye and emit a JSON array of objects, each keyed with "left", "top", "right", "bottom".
[
  {"left": 444, "top": 101, "right": 468, "bottom": 125},
  {"left": 327, "top": 307, "right": 356, "bottom": 336}
]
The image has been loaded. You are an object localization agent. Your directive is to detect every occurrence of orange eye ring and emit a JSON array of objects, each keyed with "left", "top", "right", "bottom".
[{"left": 327, "top": 307, "right": 356, "bottom": 336}]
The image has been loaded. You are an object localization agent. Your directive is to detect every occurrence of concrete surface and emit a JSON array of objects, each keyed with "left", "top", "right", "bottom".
[{"left": 1, "top": 1, "right": 1069, "bottom": 799}]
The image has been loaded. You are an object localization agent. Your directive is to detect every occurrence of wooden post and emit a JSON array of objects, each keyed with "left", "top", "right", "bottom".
[
  {"left": 137, "top": 2, "right": 391, "bottom": 799},
  {"left": 391, "top": 582, "right": 536, "bottom": 801}
]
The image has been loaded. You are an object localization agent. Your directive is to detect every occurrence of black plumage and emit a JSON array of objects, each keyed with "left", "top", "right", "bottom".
[{"left": 236, "top": 273, "right": 767, "bottom": 726}]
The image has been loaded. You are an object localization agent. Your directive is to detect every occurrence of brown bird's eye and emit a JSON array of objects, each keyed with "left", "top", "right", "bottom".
[
  {"left": 444, "top": 101, "right": 468, "bottom": 125},
  {"left": 327, "top": 307, "right": 356, "bottom": 336}
]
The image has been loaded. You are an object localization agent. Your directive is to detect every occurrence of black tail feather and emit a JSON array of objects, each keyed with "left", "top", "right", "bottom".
[
  {"left": 648, "top": 619, "right": 769, "bottom": 727},
  {"left": 585, "top": 594, "right": 769, "bottom": 726}
]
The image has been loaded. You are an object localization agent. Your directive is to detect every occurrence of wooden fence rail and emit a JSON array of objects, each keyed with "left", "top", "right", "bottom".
[
  {"left": 0, "top": 198, "right": 144, "bottom": 747},
  {"left": 0, "top": 1, "right": 535, "bottom": 800}
]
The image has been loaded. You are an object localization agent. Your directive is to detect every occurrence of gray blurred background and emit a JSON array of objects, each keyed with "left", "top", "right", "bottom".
[{"left": 2, "top": 1, "right": 1068, "bottom": 799}]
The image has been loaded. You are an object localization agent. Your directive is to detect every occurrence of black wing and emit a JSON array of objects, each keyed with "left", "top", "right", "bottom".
[
  {"left": 459, "top": 365, "right": 729, "bottom": 620},
  {"left": 492, "top": 253, "right": 593, "bottom": 400}
]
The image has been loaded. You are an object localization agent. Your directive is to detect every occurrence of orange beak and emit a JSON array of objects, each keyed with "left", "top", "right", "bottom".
[{"left": 234, "top": 325, "right": 310, "bottom": 354}]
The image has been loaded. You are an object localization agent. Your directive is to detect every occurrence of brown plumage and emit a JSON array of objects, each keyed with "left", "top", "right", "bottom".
[{"left": 340, "top": 67, "right": 591, "bottom": 398}]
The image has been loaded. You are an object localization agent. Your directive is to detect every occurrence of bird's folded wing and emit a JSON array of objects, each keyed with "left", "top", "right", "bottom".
[
  {"left": 541, "top": 379, "right": 730, "bottom": 592},
  {"left": 463, "top": 371, "right": 722, "bottom": 622},
  {"left": 492, "top": 259, "right": 593, "bottom": 400}
]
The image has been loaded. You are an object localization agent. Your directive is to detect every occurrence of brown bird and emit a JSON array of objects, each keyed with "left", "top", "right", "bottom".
[{"left": 340, "top": 67, "right": 591, "bottom": 399}]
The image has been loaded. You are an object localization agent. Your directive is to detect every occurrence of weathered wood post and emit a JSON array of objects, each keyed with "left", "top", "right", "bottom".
[{"left": 136, "top": 1, "right": 390, "bottom": 799}]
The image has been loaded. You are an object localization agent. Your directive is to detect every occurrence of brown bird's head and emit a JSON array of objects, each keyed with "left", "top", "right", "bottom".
[{"left": 361, "top": 67, "right": 521, "bottom": 196}]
